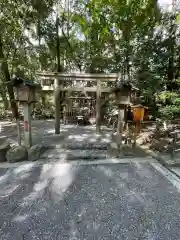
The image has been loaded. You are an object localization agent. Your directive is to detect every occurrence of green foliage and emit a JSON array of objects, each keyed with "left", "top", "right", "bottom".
[
  {"left": 158, "top": 91, "right": 178, "bottom": 103},
  {"left": 0, "top": 0, "right": 180, "bottom": 120},
  {"left": 177, "top": 12, "right": 180, "bottom": 23},
  {"left": 157, "top": 90, "right": 180, "bottom": 120},
  {"left": 159, "top": 105, "right": 180, "bottom": 120}
]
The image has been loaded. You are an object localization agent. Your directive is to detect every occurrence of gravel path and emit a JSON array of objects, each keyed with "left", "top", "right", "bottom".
[{"left": 1, "top": 161, "right": 180, "bottom": 239}]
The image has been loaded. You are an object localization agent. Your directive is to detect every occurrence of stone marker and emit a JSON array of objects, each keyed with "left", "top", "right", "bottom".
[
  {"left": 0, "top": 143, "right": 11, "bottom": 162},
  {"left": 0, "top": 136, "right": 8, "bottom": 145},
  {"left": 108, "top": 142, "right": 119, "bottom": 158},
  {"left": 28, "top": 144, "right": 45, "bottom": 161},
  {"left": 6, "top": 146, "right": 28, "bottom": 163},
  {"left": 119, "top": 144, "right": 134, "bottom": 156},
  {"left": 110, "top": 142, "right": 118, "bottom": 149}
]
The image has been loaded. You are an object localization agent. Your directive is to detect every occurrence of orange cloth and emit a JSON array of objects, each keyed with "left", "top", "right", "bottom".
[{"left": 133, "top": 107, "right": 144, "bottom": 121}]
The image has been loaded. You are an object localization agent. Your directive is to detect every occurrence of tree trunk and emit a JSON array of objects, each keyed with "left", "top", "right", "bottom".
[
  {"left": 124, "top": 38, "right": 131, "bottom": 81},
  {"left": 117, "top": 107, "right": 124, "bottom": 146},
  {"left": 167, "top": 15, "right": 176, "bottom": 90},
  {"left": 175, "top": 54, "right": 180, "bottom": 79},
  {"left": 0, "top": 36, "right": 18, "bottom": 119},
  {"left": 41, "top": 92, "right": 46, "bottom": 108},
  {"left": 56, "top": 16, "right": 61, "bottom": 72},
  {"left": 54, "top": 15, "right": 64, "bottom": 134}
]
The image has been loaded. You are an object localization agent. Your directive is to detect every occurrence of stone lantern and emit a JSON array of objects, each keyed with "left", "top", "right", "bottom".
[
  {"left": 13, "top": 77, "right": 41, "bottom": 103},
  {"left": 12, "top": 77, "right": 41, "bottom": 147},
  {"left": 113, "top": 80, "right": 132, "bottom": 146},
  {"left": 114, "top": 82, "right": 131, "bottom": 106}
]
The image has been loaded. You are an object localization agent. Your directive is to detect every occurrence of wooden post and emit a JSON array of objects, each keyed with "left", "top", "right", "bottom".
[
  {"left": 63, "top": 105, "right": 66, "bottom": 124},
  {"left": 135, "top": 120, "right": 141, "bottom": 134},
  {"left": 96, "top": 79, "right": 101, "bottom": 133},
  {"left": 117, "top": 106, "right": 124, "bottom": 146},
  {"left": 171, "top": 132, "right": 177, "bottom": 159},
  {"left": 23, "top": 103, "right": 32, "bottom": 148},
  {"left": 123, "top": 105, "right": 128, "bottom": 131},
  {"left": 155, "top": 120, "right": 161, "bottom": 139},
  {"left": 54, "top": 78, "right": 60, "bottom": 134},
  {"left": 16, "top": 119, "right": 21, "bottom": 145}
]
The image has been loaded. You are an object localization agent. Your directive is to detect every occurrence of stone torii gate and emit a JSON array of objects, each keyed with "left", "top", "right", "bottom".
[{"left": 37, "top": 72, "right": 134, "bottom": 142}]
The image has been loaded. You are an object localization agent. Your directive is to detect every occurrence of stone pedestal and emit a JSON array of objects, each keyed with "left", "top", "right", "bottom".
[{"left": 0, "top": 143, "right": 11, "bottom": 162}]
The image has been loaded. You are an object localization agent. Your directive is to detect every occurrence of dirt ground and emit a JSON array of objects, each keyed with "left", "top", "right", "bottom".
[
  {"left": 0, "top": 120, "right": 148, "bottom": 159},
  {"left": 4, "top": 119, "right": 180, "bottom": 162}
]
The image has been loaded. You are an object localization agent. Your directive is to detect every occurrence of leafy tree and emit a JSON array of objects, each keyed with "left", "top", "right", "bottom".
[{"left": 0, "top": 0, "right": 180, "bottom": 121}]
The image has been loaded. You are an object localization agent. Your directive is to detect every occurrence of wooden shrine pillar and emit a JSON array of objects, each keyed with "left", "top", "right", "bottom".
[
  {"left": 117, "top": 105, "right": 124, "bottom": 146},
  {"left": 96, "top": 79, "right": 101, "bottom": 133},
  {"left": 54, "top": 78, "right": 60, "bottom": 134}
]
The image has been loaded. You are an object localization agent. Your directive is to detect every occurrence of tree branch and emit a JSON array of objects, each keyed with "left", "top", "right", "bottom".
[{"left": 60, "top": 22, "right": 82, "bottom": 72}]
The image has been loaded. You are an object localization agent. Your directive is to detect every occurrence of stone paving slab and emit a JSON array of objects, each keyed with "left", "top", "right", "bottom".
[{"left": 1, "top": 161, "right": 180, "bottom": 239}]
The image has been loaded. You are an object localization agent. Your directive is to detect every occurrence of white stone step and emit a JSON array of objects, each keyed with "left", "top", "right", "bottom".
[
  {"left": 63, "top": 142, "right": 108, "bottom": 150},
  {"left": 40, "top": 149, "right": 108, "bottom": 161}
]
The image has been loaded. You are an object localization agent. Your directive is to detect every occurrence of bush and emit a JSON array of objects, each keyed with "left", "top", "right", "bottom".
[
  {"left": 159, "top": 105, "right": 180, "bottom": 120},
  {"left": 157, "top": 90, "right": 180, "bottom": 120}
]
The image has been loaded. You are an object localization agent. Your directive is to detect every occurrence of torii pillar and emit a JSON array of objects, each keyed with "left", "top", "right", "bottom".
[
  {"left": 54, "top": 78, "right": 60, "bottom": 134},
  {"left": 96, "top": 79, "right": 101, "bottom": 134}
]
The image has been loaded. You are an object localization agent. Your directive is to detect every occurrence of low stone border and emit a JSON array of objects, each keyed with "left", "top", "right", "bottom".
[
  {"left": 42, "top": 144, "right": 63, "bottom": 149},
  {"left": 42, "top": 143, "right": 108, "bottom": 150},
  {"left": 137, "top": 144, "right": 180, "bottom": 179},
  {"left": 139, "top": 144, "right": 180, "bottom": 167},
  {"left": 138, "top": 145, "right": 167, "bottom": 166},
  {"left": 0, "top": 156, "right": 155, "bottom": 169},
  {"left": 3, "top": 141, "right": 156, "bottom": 164}
]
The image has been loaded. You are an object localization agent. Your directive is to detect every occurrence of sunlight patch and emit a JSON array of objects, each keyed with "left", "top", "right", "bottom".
[
  {"left": 68, "top": 134, "right": 86, "bottom": 141},
  {"left": 21, "top": 191, "right": 42, "bottom": 206},
  {"left": 13, "top": 163, "right": 36, "bottom": 175},
  {"left": 50, "top": 164, "right": 78, "bottom": 200},
  {"left": 0, "top": 171, "right": 10, "bottom": 183},
  {"left": 0, "top": 184, "right": 19, "bottom": 197},
  {"left": 13, "top": 214, "right": 29, "bottom": 222},
  {"left": 98, "top": 165, "right": 114, "bottom": 178},
  {"left": 33, "top": 180, "right": 49, "bottom": 192}
]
